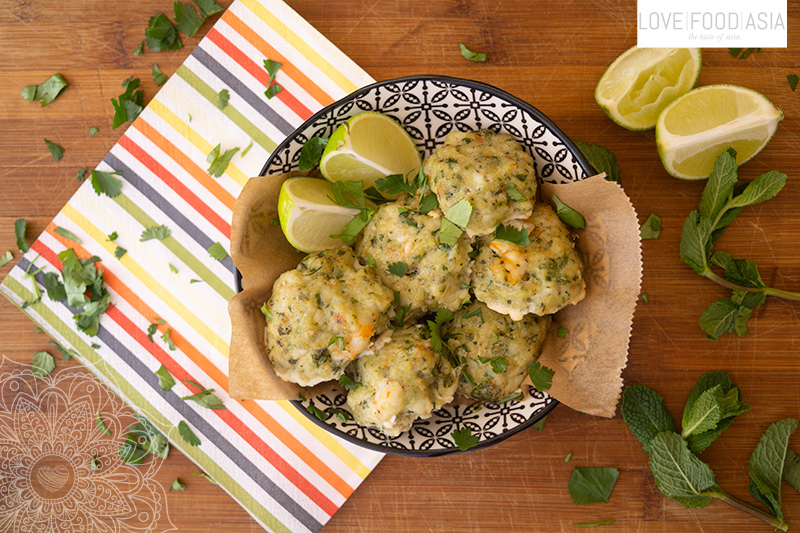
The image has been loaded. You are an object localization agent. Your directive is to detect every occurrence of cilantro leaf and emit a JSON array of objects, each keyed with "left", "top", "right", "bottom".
[
  {"left": 533, "top": 416, "right": 547, "bottom": 431},
  {"left": 90, "top": 454, "right": 101, "bottom": 472},
  {"left": 169, "top": 263, "right": 178, "bottom": 274},
  {"left": 111, "top": 76, "right": 144, "bottom": 129},
  {"left": 439, "top": 198, "right": 472, "bottom": 246},
  {"left": 506, "top": 182, "right": 528, "bottom": 202},
  {"left": 556, "top": 327, "right": 568, "bottom": 337},
  {"left": 375, "top": 173, "right": 416, "bottom": 197},
  {"left": 152, "top": 64, "right": 168, "bottom": 86},
  {"left": 621, "top": 384, "right": 677, "bottom": 453},
  {"left": 140, "top": 224, "right": 171, "bottom": 242},
  {"left": 426, "top": 307, "right": 454, "bottom": 353},
  {"left": 88, "top": 127, "right": 99, "bottom": 135},
  {"left": 206, "top": 144, "right": 240, "bottom": 177},
  {"left": 193, "top": 470, "right": 217, "bottom": 484},
  {"left": 298, "top": 136, "right": 328, "bottom": 171},
  {"left": 21, "top": 74, "right": 68, "bottom": 107},
  {"left": 461, "top": 306, "right": 484, "bottom": 323},
  {"left": 114, "top": 246, "right": 127, "bottom": 259},
  {"left": 0, "top": 251, "right": 13, "bottom": 268},
  {"left": 145, "top": 13, "right": 182, "bottom": 52},
  {"left": 173, "top": 2, "right": 203, "bottom": 35},
  {"left": 552, "top": 193, "right": 585, "bottom": 229},
  {"left": 54, "top": 227, "right": 82, "bottom": 244},
  {"left": 118, "top": 434, "right": 149, "bottom": 465},
  {"left": 194, "top": 0, "right": 224, "bottom": 18},
  {"left": 44, "top": 139, "right": 64, "bottom": 161},
  {"left": 74, "top": 293, "right": 110, "bottom": 336},
  {"left": 14, "top": 218, "right": 29, "bottom": 253},
  {"left": 478, "top": 355, "right": 508, "bottom": 374},
  {"left": 528, "top": 361, "right": 554, "bottom": 392},
  {"left": 789, "top": 74, "right": 799, "bottom": 92},
  {"left": 207, "top": 242, "right": 227, "bottom": 260},
  {"left": 263, "top": 59, "right": 283, "bottom": 98},
  {"left": 574, "top": 140, "right": 621, "bottom": 183},
  {"left": 329, "top": 180, "right": 374, "bottom": 243},
  {"left": 265, "top": 85, "right": 283, "bottom": 99},
  {"left": 418, "top": 193, "right": 438, "bottom": 213},
  {"left": 133, "top": 41, "right": 144, "bottom": 57},
  {"left": 568, "top": 466, "right": 619, "bottom": 504},
  {"left": 147, "top": 323, "right": 159, "bottom": 342},
  {"left": 458, "top": 42, "right": 487, "bottom": 62},
  {"left": 76, "top": 167, "right": 88, "bottom": 182},
  {"left": 748, "top": 418, "right": 798, "bottom": 520},
  {"left": 387, "top": 261, "right": 408, "bottom": 277},
  {"left": 181, "top": 379, "right": 226, "bottom": 410},
  {"left": 640, "top": 213, "right": 662, "bottom": 240},
  {"left": 170, "top": 478, "right": 186, "bottom": 491},
  {"left": 49, "top": 340, "right": 72, "bottom": 361},
  {"left": 91, "top": 170, "right": 123, "bottom": 198},
  {"left": 452, "top": 427, "right": 480, "bottom": 450},
  {"left": 161, "top": 328, "right": 176, "bottom": 351},
  {"left": 96, "top": 413, "right": 112, "bottom": 435},
  {"left": 178, "top": 420, "right": 201, "bottom": 446},
  {"left": 215, "top": 88, "right": 229, "bottom": 109},
  {"left": 32, "top": 351, "right": 56, "bottom": 378},
  {"left": 155, "top": 364, "right": 175, "bottom": 390},
  {"left": 338, "top": 374, "right": 362, "bottom": 392},
  {"left": 493, "top": 224, "right": 529, "bottom": 246}
]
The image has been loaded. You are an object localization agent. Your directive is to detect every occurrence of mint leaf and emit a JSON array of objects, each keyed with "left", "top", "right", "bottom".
[
  {"left": 748, "top": 418, "right": 798, "bottom": 520},
  {"left": 493, "top": 224, "right": 529, "bottom": 246},
  {"left": 14, "top": 218, "right": 29, "bottom": 253},
  {"left": 206, "top": 144, "right": 240, "bottom": 177},
  {"left": 552, "top": 193, "right": 585, "bottom": 229},
  {"left": 207, "top": 242, "right": 227, "bottom": 260},
  {"left": 458, "top": 42, "right": 487, "bottom": 62},
  {"left": 574, "top": 140, "right": 620, "bottom": 183},
  {"left": 727, "top": 170, "right": 787, "bottom": 209},
  {"left": 152, "top": 64, "right": 168, "bottom": 86},
  {"left": 95, "top": 413, "right": 112, "bottom": 436},
  {"left": 648, "top": 432, "right": 716, "bottom": 508},
  {"left": 700, "top": 290, "right": 765, "bottom": 340},
  {"left": 216, "top": 88, "right": 229, "bottom": 110},
  {"left": 54, "top": 227, "right": 81, "bottom": 244},
  {"left": 679, "top": 210, "right": 710, "bottom": 274},
  {"left": 178, "top": 420, "right": 201, "bottom": 446},
  {"left": 528, "top": 361, "right": 554, "bottom": 392},
  {"left": 140, "top": 224, "right": 171, "bottom": 242},
  {"left": 699, "top": 150, "right": 738, "bottom": 220},
  {"left": 784, "top": 450, "right": 800, "bottom": 493},
  {"left": 568, "top": 467, "right": 619, "bottom": 504},
  {"left": 22, "top": 74, "right": 68, "bottom": 107},
  {"left": 682, "top": 384, "right": 749, "bottom": 439},
  {"left": 32, "top": 351, "right": 56, "bottom": 378},
  {"left": 90, "top": 170, "right": 123, "bottom": 197},
  {"left": 621, "top": 384, "right": 677, "bottom": 453},
  {"left": 639, "top": 213, "right": 662, "bottom": 240},
  {"left": 155, "top": 364, "right": 175, "bottom": 391},
  {"left": 44, "top": 139, "right": 64, "bottom": 161},
  {"left": 452, "top": 427, "right": 480, "bottom": 450},
  {"left": 145, "top": 13, "right": 182, "bottom": 51},
  {"left": 789, "top": 74, "right": 799, "bottom": 92},
  {"left": 710, "top": 252, "right": 765, "bottom": 289},
  {"left": 682, "top": 371, "right": 733, "bottom": 427},
  {"left": 387, "top": 261, "right": 408, "bottom": 277},
  {"left": 298, "top": 136, "right": 327, "bottom": 171}
]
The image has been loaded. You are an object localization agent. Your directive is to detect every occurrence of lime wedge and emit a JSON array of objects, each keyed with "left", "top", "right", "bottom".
[
  {"left": 596, "top": 47, "right": 701, "bottom": 131},
  {"left": 656, "top": 85, "right": 783, "bottom": 180},
  {"left": 278, "top": 177, "right": 361, "bottom": 252},
  {"left": 319, "top": 111, "right": 421, "bottom": 189}
]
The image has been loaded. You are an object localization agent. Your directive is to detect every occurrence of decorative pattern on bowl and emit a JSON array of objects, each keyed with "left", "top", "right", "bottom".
[{"left": 260, "top": 75, "right": 593, "bottom": 456}]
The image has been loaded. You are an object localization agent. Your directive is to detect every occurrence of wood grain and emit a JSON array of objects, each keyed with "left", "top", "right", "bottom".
[{"left": 1, "top": 0, "right": 799, "bottom": 531}]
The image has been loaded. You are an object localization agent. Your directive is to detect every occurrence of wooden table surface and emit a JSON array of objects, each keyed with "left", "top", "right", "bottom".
[{"left": 2, "top": 0, "right": 799, "bottom": 531}]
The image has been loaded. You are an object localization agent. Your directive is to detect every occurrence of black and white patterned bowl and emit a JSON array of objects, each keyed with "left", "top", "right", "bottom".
[{"left": 257, "top": 75, "right": 593, "bottom": 456}]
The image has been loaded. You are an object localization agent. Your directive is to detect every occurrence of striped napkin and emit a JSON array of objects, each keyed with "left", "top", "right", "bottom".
[{"left": 0, "top": 1, "right": 383, "bottom": 531}]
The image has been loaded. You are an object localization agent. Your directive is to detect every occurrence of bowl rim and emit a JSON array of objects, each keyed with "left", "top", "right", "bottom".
[{"left": 239, "top": 74, "right": 594, "bottom": 456}]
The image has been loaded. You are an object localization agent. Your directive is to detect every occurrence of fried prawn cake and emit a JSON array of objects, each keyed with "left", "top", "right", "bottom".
[
  {"left": 446, "top": 302, "right": 551, "bottom": 402},
  {"left": 423, "top": 129, "right": 536, "bottom": 237},
  {"left": 345, "top": 324, "right": 460, "bottom": 437},
  {"left": 264, "top": 247, "right": 394, "bottom": 387},
  {"left": 354, "top": 196, "right": 471, "bottom": 316},
  {"left": 471, "top": 203, "right": 586, "bottom": 320}
]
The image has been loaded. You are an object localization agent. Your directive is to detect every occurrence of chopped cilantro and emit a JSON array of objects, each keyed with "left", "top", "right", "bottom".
[
  {"left": 170, "top": 478, "right": 186, "bottom": 491},
  {"left": 478, "top": 355, "right": 509, "bottom": 374},
  {"left": 91, "top": 170, "right": 123, "bottom": 197},
  {"left": 641, "top": 293, "right": 649, "bottom": 304},
  {"left": 338, "top": 374, "right": 362, "bottom": 392},
  {"left": 169, "top": 263, "right": 178, "bottom": 274},
  {"left": 140, "top": 224, "right": 171, "bottom": 241},
  {"left": 789, "top": 74, "right": 799, "bottom": 92},
  {"left": 161, "top": 328, "right": 176, "bottom": 351},
  {"left": 145, "top": 13, "right": 182, "bottom": 52},
  {"left": 114, "top": 246, "right": 127, "bottom": 259},
  {"left": 427, "top": 308, "right": 454, "bottom": 353},
  {"left": 107, "top": 231, "right": 118, "bottom": 242},
  {"left": 329, "top": 180, "right": 374, "bottom": 243},
  {"left": 32, "top": 351, "right": 56, "bottom": 378},
  {"left": 111, "top": 76, "right": 144, "bottom": 129},
  {"left": 181, "top": 379, "right": 226, "bottom": 410},
  {"left": 133, "top": 41, "right": 144, "bottom": 56},
  {"left": 461, "top": 307, "right": 484, "bottom": 324},
  {"left": 96, "top": 413, "right": 112, "bottom": 435},
  {"left": 458, "top": 42, "right": 487, "bottom": 62},
  {"left": 76, "top": 167, "right": 88, "bottom": 182},
  {"left": 14, "top": 219, "right": 28, "bottom": 253},
  {"left": 299, "top": 393, "right": 329, "bottom": 421},
  {"left": 298, "top": 136, "right": 328, "bottom": 171},
  {"left": 574, "top": 140, "right": 621, "bottom": 183},
  {"left": 90, "top": 454, "right": 101, "bottom": 472},
  {"left": 506, "top": 182, "right": 528, "bottom": 202},
  {"left": 21, "top": 74, "right": 68, "bottom": 107},
  {"left": 493, "top": 224, "right": 529, "bottom": 246},
  {"left": 49, "top": 340, "right": 72, "bottom": 361},
  {"left": 528, "top": 361, "right": 555, "bottom": 391},
  {"left": 178, "top": 420, "right": 201, "bottom": 446},
  {"left": 452, "top": 427, "right": 480, "bottom": 450},
  {"left": 552, "top": 193, "right": 586, "bottom": 229},
  {"left": 152, "top": 64, "right": 168, "bottom": 86},
  {"left": 155, "top": 364, "right": 175, "bottom": 390},
  {"left": 263, "top": 59, "right": 283, "bottom": 98},
  {"left": 174, "top": 0, "right": 223, "bottom": 36},
  {"left": 439, "top": 198, "right": 472, "bottom": 246},
  {"left": 0, "top": 251, "right": 13, "bottom": 268},
  {"left": 216, "top": 88, "right": 229, "bottom": 110},
  {"left": 44, "top": 139, "right": 64, "bottom": 161},
  {"left": 241, "top": 140, "right": 254, "bottom": 157},
  {"left": 206, "top": 144, "right": 240, "bottom": 177},
  {"left": 192, "top": 470, "right": 216, "bottom": 484},
  {"left": 146, "top": 322, "right": 159, "bottom": 342},
  {"left": 387, "top": 261, "right": 408, "bottom": 277},
  {"left": 207, "top": 242, "right": 227, "bottom": 260}
]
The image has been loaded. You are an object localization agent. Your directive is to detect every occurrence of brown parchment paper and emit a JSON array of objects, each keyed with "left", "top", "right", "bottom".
[{"left": 228, "top": 173, "right": 642, "bottom": 418}]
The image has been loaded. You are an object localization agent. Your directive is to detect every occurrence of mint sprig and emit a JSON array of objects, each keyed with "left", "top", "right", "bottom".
[{"left": 680, "top": 150, "right": 797, "bottom": 339}]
